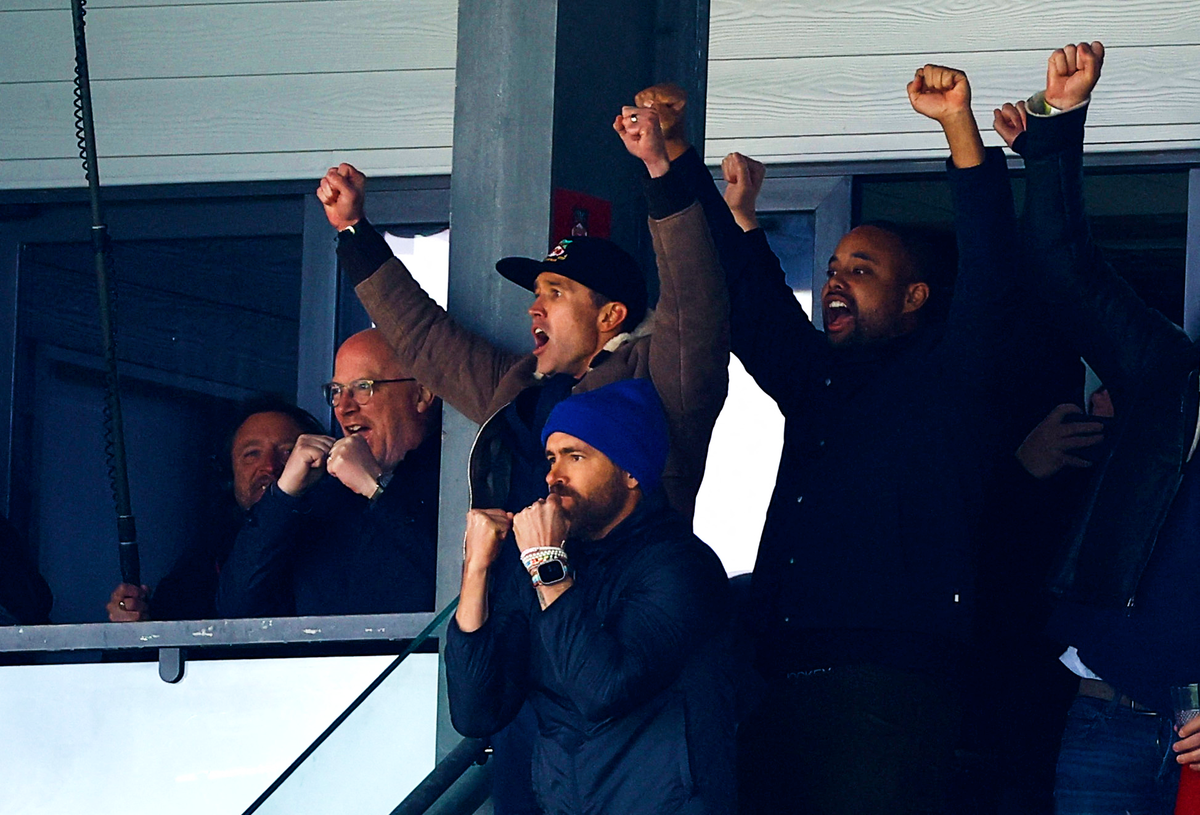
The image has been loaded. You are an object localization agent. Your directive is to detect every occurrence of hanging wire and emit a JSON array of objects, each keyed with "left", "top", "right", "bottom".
[{"left": 70, "top": 0, "right": 140, "bottom": 586}]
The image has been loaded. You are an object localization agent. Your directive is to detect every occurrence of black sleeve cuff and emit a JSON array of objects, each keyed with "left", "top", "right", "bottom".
[
  {"left": 642, "top": 167, "right": 696, "bottom": 220},
  {"left": 1019, "top": 105, "right": 1088, "bottom": 161},
  {"left": 1010, "top": 132, "right": 1029, "bottom": 157},
  {"left": 744, "top": 227, "right": 770, "bottom": 250},
  {"left": 669, "top": 146, "right": 709, "bottom": 194},
  {"left": 336, "top": 218, "right": 395, "bottom": 287},
  {"left": 945, "top": 145, "right": 1008, "bottom": 180}
]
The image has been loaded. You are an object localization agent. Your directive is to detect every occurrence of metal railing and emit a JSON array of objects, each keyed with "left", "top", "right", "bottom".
[{"left": 242, "top": 598, "right": 461, "bottom": 814}]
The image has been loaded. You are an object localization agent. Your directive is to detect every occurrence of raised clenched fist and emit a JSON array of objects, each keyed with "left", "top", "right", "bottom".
[
  {"left": 316, "top": 163, "right": 367, "bottom": 232},
  {"left": 1045, "top": 41, "right": 1104, "bottom": 111},
  {"left": 907, "top": 64, "right": 972, "bottom": 123},
  {"left": 614, "top": 106, "right": 671, "bottom": 178}
]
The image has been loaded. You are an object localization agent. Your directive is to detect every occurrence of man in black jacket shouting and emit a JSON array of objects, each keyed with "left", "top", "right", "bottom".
[
  {"left": 446, "top": 377, "right": 735, "bottom": 815},
  {"left": 640, "top": 67, "right": 1029, "bottom": 813}
]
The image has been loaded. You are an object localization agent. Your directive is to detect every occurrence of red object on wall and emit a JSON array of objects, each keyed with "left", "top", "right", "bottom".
[
  {"left": 551, "top": 189, "right": 611, "bottom": 246},
  {"left": 1177, "top": 765, "right": 1200, "bottom": 815}
]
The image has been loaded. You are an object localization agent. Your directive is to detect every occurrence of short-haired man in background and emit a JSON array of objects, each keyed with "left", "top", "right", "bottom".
[{"left": 107, "top": 396, "right": 322, "bottom": 622}]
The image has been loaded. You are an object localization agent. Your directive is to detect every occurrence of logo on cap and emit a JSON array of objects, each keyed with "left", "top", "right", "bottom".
[{"left": 545, "top": 240, "right": 572, "bottom": 262}]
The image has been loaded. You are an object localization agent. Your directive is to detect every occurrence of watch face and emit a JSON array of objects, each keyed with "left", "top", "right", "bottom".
[{"left": 537, "top": 560, "right": 567, "bottom": 585}]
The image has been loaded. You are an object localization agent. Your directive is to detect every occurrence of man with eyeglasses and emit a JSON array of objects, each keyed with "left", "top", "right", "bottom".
[{"left": 216, "top": 329, "right": 441, "bottom": 617}]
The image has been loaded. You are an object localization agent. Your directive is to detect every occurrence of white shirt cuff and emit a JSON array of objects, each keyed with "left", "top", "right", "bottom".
[{"left": 1026, "top": 90, "right": 1091, "bottom": 118}]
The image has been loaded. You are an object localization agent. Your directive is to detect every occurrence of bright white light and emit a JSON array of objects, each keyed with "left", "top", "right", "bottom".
[
  {"left": 693, "top": 289, "right": 810, "bottom": 576},
  {"left": 384, "top": 229, "right": 450, "bottom": 309}
]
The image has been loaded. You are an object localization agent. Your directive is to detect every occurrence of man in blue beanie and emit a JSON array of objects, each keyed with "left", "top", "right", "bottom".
[{"left": 445, "top": 378, "right": 736, "bottom": 815}]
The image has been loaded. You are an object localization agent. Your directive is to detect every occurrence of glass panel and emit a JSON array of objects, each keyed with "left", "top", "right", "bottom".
[
  {"left": 0, "top": 653, "right": 437, "bottom": 814},
  {"left": 759, "top": 211, "right": 817, "bottom": 313},
  {"left": 248, "top": 605, "right": 456, "bottom": 815},
  {"left": 25, "top": 358, "right": 239, "bottom": 623},
  {"left": 383, "top": 227, "right": 451, "bottom": 310},
  {"left": 19, "top": 236, "right": 303, "bottom": 392},
  {"left": 1085, "top": 173, "right": 1188, "bottom": 327}
]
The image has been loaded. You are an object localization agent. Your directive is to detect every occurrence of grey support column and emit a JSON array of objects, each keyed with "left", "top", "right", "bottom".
[
  {"left": 654, "top": 0, "right": 711, "bottom": 151},
  {"left": 1186, "top": 168, "right": 1199, "bottom": 340},
  {"left": 0, "top": 228, "right": 19, "bottom": 516},
  {"left": 437, "top": 0, "right": 710, "bottom": 761},
  {"left": 298, "top": 196, "right": 339, "bottom": 424}
]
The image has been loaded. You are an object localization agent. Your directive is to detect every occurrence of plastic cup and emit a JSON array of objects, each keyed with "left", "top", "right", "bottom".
[{"left": 1173, "top": 685, "right": 1200, "bottom": 729}]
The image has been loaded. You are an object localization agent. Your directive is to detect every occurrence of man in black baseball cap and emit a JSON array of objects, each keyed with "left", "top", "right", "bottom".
[
  {"left": 317, "top": 105, "right": 728, "bottom": 815},
  {"left": 497, "top": 235, "right": 647, "bottom": 334},
  {"left": 491, "top": 235, "right": 648, "bottom": 380},
  {"left": 317, "top": 104, "right": 727, "bottom": 519}
]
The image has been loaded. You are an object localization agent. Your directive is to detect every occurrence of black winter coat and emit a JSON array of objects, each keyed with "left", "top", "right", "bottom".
[
  {"left": 445, "top": 495, "right": 736, "bottom": 815},
  {"left": 1018, "top": 103, "right": 1200, "bottom": 608},
  {"left": 674, "top": 147, "right": 1024, "bottom": 677}
]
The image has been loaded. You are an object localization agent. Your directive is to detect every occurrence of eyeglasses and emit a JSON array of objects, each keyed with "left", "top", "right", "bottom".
[{"left": 322, "top": 378, "right": 415, "bottom": 408}]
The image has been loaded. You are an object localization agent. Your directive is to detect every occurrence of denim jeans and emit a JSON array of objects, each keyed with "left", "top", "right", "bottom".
[{"left": 1054, "top": 694, "right": 1179, "bottom": 815}]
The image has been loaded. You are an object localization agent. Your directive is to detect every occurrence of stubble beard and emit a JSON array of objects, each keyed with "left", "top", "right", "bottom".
[{"left": 549, "top": 474, "right": 627, "bottom": 541}]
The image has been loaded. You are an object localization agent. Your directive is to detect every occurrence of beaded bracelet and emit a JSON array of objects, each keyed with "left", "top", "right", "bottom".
[{"left": 520, "top": 546, "right": 568, "bottom": 572}]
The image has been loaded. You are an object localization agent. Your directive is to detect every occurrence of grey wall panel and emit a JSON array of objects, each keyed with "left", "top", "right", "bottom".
[
  {"left": 5, "top": 73, "right": 455, "bottom": 155},
  {"left": 0, "top": 0, "right": 457, "bottom": 188},
  {"left": 706, "top": 45, "right": 1200, "bottom": 163},
  {"left": 708, "top": 0, "right": 1200, "bottom": 164},
  {"left": 0, "top": 8, "right": 72, "bottom": 81},
  {"left": 1, "top": 0, "right": 455, "bottom": 83},
  {"left": 710, "top": 0, "right": 1200, "bottom": 60},
  {"left": 2, "top": 148, "right": 453, "bottom": 189},
  {"left": 707, "top": 123, "right": 1200, "bottom": 164},
  {"left": 1, "top": 71, "right": 454, "bottom": 187}
]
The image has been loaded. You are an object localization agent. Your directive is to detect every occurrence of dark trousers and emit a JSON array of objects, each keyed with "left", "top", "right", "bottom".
[
  {"left": 737, "top": 663, "right": 961, "bottom": 815},
  {"left": 491, "top": 702, "right": 542, "bottom": 815}
]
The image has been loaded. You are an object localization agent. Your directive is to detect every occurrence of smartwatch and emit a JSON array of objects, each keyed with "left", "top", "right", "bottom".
[{"left": 532, "top": 558, "right": 569, "bottom": 587}]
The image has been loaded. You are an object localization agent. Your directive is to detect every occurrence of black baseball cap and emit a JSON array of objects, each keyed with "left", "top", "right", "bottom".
[{"left": 496, "top": 237, "right": 648, "bottom": 330}]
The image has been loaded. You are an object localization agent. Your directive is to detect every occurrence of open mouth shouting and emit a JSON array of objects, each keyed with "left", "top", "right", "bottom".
[
  {"left": 823, "top": 294, "right": 856, "bottom": 337},
  {"left": 532, "top": 326, "right": 550, "bottom": 355}
]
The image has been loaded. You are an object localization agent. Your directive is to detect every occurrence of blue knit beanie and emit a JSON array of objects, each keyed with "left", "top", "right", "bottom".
[{"left": 541, "top": 378, "right": 669, "bottom": 495}]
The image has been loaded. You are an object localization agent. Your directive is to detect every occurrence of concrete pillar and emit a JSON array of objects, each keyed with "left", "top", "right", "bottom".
[{"left": 435, "top": 0, "right": 710, "bottom": 760}]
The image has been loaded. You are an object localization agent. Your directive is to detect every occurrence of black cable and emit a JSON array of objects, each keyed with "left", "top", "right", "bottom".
[{"left": 70, "top": 0, "right": 139, "bottom": 586}]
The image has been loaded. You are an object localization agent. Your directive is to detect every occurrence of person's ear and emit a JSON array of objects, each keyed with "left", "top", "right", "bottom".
[
  {"left": 598, "top": 301, "right": 629, "bottom": 333},
  {"left": 624, "top": 472, "right": 639, "bottom": 490},
  {"left": 414, "top": 385, "right": 435, "bottom": 413},
  {"left": 903, "top": 282, "right": 930, "bottom": 314}
]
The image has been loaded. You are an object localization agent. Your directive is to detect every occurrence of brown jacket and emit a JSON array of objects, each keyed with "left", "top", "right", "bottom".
[{"left": 355, "top": 201, "right": 728, "bottom": 518}]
